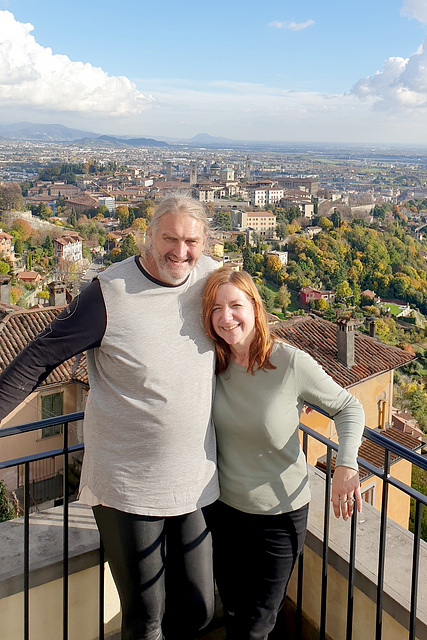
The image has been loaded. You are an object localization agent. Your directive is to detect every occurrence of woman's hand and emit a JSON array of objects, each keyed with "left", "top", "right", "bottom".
[{"left": 331, "top": 465, "right": 362, "bottom": 520}]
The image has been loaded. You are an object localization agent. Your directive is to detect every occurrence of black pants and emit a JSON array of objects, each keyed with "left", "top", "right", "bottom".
[
  {"left": 93, "top": 505, "right": 214, "bottom": 640},
  {"left": 206, "top": 501, "right": 309, "bottom": 640}
]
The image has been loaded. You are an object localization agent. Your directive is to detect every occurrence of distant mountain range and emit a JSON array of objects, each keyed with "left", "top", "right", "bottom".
[{"left": 0, "top": 122, "right": 238, "bottom": 148}]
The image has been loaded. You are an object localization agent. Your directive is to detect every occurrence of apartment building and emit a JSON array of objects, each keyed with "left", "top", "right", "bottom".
[
  {"left": 0, "top": 230, "right": 14, "bottom": 262},
  {"left": 230, "top": 210, "right": 277, "bottom": 239}
]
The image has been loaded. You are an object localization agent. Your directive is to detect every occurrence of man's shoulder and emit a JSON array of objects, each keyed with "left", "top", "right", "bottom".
[
  {"left": 194, "top": 254, "right": 219, "bottom": 279},
  {"left": 98, "top": 256, "right": 138, "bottom": 283}
]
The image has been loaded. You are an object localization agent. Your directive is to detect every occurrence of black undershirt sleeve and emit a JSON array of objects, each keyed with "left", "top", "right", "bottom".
[{"left": 0, "top": 278, "right": 107, "bottom": 421}]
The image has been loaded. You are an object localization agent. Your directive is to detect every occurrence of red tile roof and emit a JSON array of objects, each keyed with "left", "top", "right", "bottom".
[
  {"left": 0, "top": 304, "right": 88, "bottom": 387},
  {"left": 272, "top": 314, "right": 414, "bottom": 389}
]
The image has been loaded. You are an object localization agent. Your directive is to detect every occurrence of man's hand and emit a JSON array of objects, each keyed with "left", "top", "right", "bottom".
[{"left": 331, "top": 465, "right": 362, "bottom": 520}]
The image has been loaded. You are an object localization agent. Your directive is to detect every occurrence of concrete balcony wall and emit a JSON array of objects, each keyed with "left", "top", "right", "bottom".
[
  {"left": 286, "top": 468, "right": 427, "bottom": 640},
  {"left": 0, "top": 503, "right": 121, "bottom": 640},
  {"left": 1, "top": 468, "right": 426, "bottom": 640}
]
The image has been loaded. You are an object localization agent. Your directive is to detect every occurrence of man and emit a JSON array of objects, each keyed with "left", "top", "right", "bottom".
[{"left": 0, "top": 194, "right": 219, "bottom": 640}]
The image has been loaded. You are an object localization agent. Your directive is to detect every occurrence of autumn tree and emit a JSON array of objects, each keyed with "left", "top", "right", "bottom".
[
  {"left": 275, "top": 285, "right": 291, "bottom": 312},
  {"left": 0, "top": 182, "right": 23, "bottom": 211}
]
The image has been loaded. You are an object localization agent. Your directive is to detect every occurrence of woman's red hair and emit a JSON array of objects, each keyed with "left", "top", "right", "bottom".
[{"left": 202, "top": 267, "right": 276, "bottom": 375}]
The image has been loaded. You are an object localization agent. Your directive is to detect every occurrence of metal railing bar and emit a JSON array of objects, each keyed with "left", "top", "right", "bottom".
[
  {"left": 24, "top": 462, "right": 30, "bottom": 640},
  {"left": 346, "top": 509, "right": 358, "bottom": 640},
  {"left": 300, "top": 411, "right": 427, "bottom": 472},
  {"left": 376, "top": 448, "right": 390, "bottom": 640},
  {"left": 320, "top": 447, "right": 332, "bottom": 640},
  {"left": 296, "top": 431, "right": 309, "bottom": 640},
  {"left": 409, "top": 501, "right": 422, "bottom": 640},
  {"left": 63, "top": 424, "right": 69, "bottom": 640},
  {"left": 0, "top": 412, "right": 84, "bottom": 438},
  {"left": 0, "top": 443, "right": 84, "bottom": 471}
]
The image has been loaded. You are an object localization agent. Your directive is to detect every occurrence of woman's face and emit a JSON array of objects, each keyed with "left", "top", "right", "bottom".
[{"left": 211, "top": 283, "right": 256, "bottom": 351}]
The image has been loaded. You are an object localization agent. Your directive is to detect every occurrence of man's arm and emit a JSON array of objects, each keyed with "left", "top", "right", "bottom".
[{"left": 0, "top": 279, "right": 107, "bottom": 420}]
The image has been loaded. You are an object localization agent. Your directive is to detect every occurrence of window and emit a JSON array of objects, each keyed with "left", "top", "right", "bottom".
[{"left": 41, "top": 392, "right": 64, "bottom": 438}]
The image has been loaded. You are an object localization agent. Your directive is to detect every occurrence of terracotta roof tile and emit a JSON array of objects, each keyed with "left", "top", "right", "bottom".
[
  {"left": 272, "top": 314, "right": 414, "bottom": 388},
  {"left": 0, "top": 305, "right": 88, "bottom": 388}
]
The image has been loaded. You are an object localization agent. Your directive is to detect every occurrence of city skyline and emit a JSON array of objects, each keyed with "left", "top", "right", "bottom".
[{"left": 1, "top": 0, "right": 427, "bottom": 145}]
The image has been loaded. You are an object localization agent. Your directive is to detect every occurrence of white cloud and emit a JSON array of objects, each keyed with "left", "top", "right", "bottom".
[
  {"left": 268, "top": 20, "right": 314, "bottom": 31},
  {"left": 0, "top": 11, "right": 153, "bottom": 115},
  {"left": 351, "top": 38, "right": 427, "bottom": 109},
  {"left": 401, "top": 0, "right": 427, "bottom": 24}
]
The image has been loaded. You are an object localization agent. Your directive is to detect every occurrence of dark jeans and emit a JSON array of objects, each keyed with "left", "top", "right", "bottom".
[
  {"left": 93, "top": 505, "right": 214, "bottom": 640},
  {"left": 206, "top": 501, "right": 309, "bottom": 640}
]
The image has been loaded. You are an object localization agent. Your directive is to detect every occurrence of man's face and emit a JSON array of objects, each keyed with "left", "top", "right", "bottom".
[{"left": 148, "top": 212, "right": 207, "bottom": 284}]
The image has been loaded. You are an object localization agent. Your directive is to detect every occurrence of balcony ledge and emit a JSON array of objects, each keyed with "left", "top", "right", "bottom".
[{"left": 0, "top": 467, "right": 426, "bottom": 639}]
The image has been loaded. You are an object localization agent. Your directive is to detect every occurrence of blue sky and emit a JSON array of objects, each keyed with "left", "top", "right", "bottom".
[{"left": 1, "top": 0, "right": 427, "bottom": 143}]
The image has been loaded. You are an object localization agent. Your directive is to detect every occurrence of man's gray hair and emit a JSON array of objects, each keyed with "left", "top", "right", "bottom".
[{"left": 137, "top": 192, "right": 210, "bottom": 255}]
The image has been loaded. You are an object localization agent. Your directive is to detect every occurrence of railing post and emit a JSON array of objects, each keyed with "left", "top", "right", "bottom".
[
  {"left": 376, "top": 448, "right": 390, "bottom": 640},
  {"left": 24, "top": 461, "right": 30, "bottom": 640},
  {"left": 63, "top": 422, "right": 69, "bottom": 640},
  {"left": 409, "top": 500, "right": 422, "bottom": 640},
  {"left": 320, "top": 447, "right": 332, "bottom": 640},
  {"left": 346, "top": 508, "right": 358, "bottom": 640}
]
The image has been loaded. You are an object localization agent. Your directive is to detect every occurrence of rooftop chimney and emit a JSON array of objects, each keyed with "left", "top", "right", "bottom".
[
  {"left": 368, "top": 317, "right": 376, "bottom": 338},
  {"left": 48, "top": 281, "right": 66, "bottom": 307},
  {"left": 336, "top": 317, "right": 357, "bottom": 368}
]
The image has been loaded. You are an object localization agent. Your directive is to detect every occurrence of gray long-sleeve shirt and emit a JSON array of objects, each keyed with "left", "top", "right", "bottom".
[{"left": 0, "top": 255, "right": 219, "bottom": 516}]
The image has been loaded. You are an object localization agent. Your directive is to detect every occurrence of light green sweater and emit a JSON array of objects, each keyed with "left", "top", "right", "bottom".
[{"left": 213, "top": 341, "right": 365, "bottom": 515}]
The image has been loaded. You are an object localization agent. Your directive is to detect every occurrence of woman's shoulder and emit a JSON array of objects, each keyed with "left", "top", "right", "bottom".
[{"left": 272, "top": 340, "right": 315, "bottom": 368}]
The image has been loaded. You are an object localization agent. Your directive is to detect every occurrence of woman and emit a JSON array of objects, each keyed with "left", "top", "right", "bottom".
[{"left": 202, "top": 267, "right": 364, "bottom": 640}]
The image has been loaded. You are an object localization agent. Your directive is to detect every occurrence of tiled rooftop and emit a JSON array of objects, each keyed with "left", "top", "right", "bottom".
[
  {"left": 0, "top": 303, "right": 88, "bottom": 387},
  {"left": 272, "top": 314, "right": 415, "bottom": 388}
]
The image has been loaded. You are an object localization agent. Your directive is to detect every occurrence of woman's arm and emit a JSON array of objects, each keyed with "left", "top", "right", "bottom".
[{"left": 294, "top": 348, "right": 365, "bottom": 520}]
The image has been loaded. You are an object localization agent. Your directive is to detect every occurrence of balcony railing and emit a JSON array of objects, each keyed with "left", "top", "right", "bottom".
[{"left": 1, "top": 411, "right": 427, "bottom": 640}]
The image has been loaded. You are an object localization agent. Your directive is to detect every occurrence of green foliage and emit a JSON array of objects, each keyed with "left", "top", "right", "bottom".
[
  {"left": 409, "top": 465, "right": 427, "bottom": 542},
  {"left": 0, "top": 260, "right": 10, "bottom": 275},
  {"left": 256, "top": 283, "right": 275, "bottom": 313},
  {"left": 113, "top": 235, "right": 139, "bottom": 262},
  {"left": 67, "top": 207, "right": 77, "bottom": 227},
  {"left": 213, "top": 211, "right": 231, "bottom": 231},
  {"left": 0, "top": 480, "right": 18, "bottom": 522},
  {"left": 242, "top": 247, "right": 256, "bottom": 276}
]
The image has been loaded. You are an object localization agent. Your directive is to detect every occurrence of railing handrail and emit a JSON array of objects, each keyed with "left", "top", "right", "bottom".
[{"left": 0, "top": 411, "right": 84, "bottom": 438}]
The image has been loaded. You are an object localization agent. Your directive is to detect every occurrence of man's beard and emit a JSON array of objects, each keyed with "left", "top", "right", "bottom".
[{"left": 150, "top": 248, "right": 195, "bottom": 284}]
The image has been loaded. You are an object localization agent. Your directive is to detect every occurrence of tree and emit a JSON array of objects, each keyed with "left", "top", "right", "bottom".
[
  {"left": 0, "top": 480, "right": 18, "bottom": 522},
  {"left": 114, "top": 235, "right": 139, "bottom": 262},
  {"left": 335, "top": 280, "right": 353, "bottom": 302},
  {"left": 242, "top": 247, "right": 256, "bottom": 275},
  {"left": 256, "top": 284, "right": 275, "bottom": 313},
  {"left": 117, "top": 206, "right": 130, "bottom": 230},
  {"left": 275, "top": 285, "right": 291, "bottom": 312},
  {"left": 131, "top": 218, "right": 148, "bottom": 233},
  {"left": 11, "top": 219, "right": 33, "bottom": 242},
  {"left": 276, "top": 222, "right": 288, "bottom": 241},
  {"left": 213, "top": 211, "right": 231, "bottom": 231},
  {"left": 318, "top": 217, "right": 334, "bottom": 232},
  {"left": 0, "top": 260, "right": 10, "bottom": 275},
  {"left": 67, "top": 207, "right": 77, "bottom": 227},
  {"left": 315, "top": 298, "right": 328, "bottom": 311},
  {"left": 43, "top": 235, "right": 54, "bottom": 257},
  {"left": 135, "top": 199, "right": 156, "bottom": 220},
  {"left": 0, "top": 182, "right": 24, "bottom": 211},
  {"left": 236, "top": 234, "right": 246, "bottom": 249},
  {"left": 13, "top": 238, "right": 24, "bottom": 256}
]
